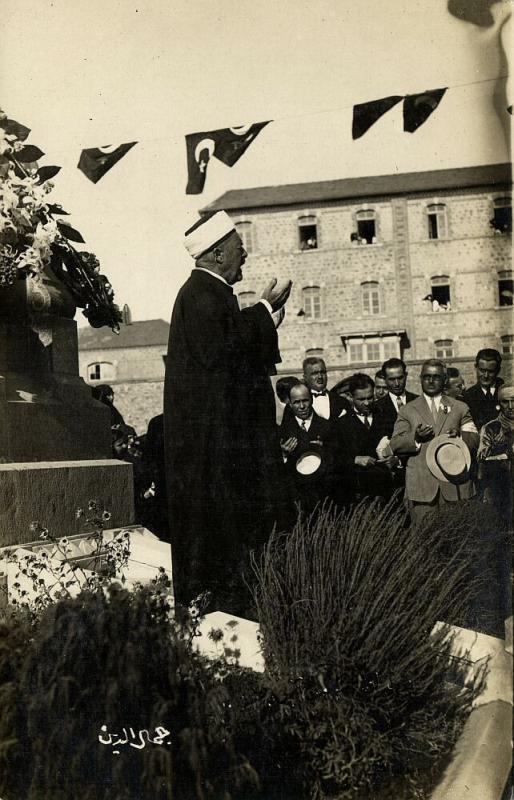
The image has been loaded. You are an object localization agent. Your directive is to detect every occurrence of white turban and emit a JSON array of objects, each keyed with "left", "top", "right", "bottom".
[{"left": 184, "top": 211, "right": 235, "bottom": 259}]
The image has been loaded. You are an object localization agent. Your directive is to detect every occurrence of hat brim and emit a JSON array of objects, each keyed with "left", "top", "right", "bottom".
[
  {"left": 425, "top": 435, "right": 471, "bottom": 484},
  {"left": 296, "top": 451, "right": 322, "bottom": 475}
]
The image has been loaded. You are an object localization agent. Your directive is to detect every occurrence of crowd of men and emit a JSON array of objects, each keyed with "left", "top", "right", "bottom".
[
  {"left": 101, "top": 211, "right": 512, "bottom": 615},
  {"left": 276, "top": 350, "right": 513, "bottom": 531}
]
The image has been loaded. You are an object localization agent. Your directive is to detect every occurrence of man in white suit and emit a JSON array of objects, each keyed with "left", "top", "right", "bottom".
[{"left": 390, "top": 359, "right": 479, "bottom": 525}]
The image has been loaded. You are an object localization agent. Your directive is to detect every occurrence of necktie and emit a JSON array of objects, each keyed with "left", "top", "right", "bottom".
[
  {"left": 301, "top": 420, "right": 307, "bottom": 431},
  {"left": 396, "top": 396, "right": 403, "bottom": 412},
  {"left": 362, "top": 415, "right": 371, "bottom": 429},
  {"left": 312, "top": 390, "right": 326, "bottom": 396},
  {"left": 430, "top": 397, "right": 438, "bottom": 423}
]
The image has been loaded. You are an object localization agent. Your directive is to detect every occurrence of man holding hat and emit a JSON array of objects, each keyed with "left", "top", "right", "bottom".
[
  {"left": 164, "top": 211, "right": 292, "bottom": 612},
  {"left": 390, "top": 359, "right": 479, "bottom": 525}
]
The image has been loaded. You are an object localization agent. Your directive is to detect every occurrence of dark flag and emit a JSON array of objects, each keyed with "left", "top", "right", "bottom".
[
  {"left": 213, "top": 121, "right": 270, "bottom": 166},
  {"left": 185, "top": 131, "right": 216, "bottom": 194},
  {"left": 403, "top": 88, "right": 447, "bottom": 133},
  {"left": 78, "top": 142, "right": 137, "bottom": 183},
  {"left": 352, "top": 95, "right": 403, "bottom": 139},
  {"left": 185, "top": 121, "right": 271, "bottom": 194}
]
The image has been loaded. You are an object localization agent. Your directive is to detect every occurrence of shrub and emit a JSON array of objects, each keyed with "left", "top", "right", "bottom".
[
  {"left": 0, "top": 586, "right": 258, "bottom": 800},
  {"left": 250, "top": 499, "right": 487, "bottom": 799}
]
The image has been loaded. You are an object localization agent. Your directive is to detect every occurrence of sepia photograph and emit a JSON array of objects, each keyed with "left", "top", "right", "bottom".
[{"left": 0, "top": 1, "right": 512, "bottom": 798}]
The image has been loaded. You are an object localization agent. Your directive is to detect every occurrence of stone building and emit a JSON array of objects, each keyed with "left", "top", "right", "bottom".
[
  {"left": 205, "top": 162, "right": 512, "bottom": 388},
  {"left": 78, "top": 318, "right": 169, "bottom": 432}
]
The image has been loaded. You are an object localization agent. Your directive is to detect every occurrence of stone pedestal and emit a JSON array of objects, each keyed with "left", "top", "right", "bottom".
[
  {"left": 0, "top": 268, "right": 134, "bottom": 546},
  {"left": 0, "top": 460, "right": 134, "bottom": 547},
  {"left": 0, "top": 269, "right": 111, "bottom": 462}
]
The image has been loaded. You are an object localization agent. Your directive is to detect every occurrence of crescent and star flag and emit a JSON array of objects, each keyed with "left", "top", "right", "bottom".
[
  {"left": 352, "top": 95, "right": 403, "bottom": 139},
  {"left": 403, "top": 88, "right": 447, "bottom": 133},
  {"left": 185, "top": 121, "right": 271, "bottom": 194},
  {"left": 78, "top": 142, "right": 137, "bottom": 183}
]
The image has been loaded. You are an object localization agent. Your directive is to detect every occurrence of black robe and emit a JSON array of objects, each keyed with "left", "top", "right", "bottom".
[{"left": 164, "top": 269, "right": 288, "bottom": 610}]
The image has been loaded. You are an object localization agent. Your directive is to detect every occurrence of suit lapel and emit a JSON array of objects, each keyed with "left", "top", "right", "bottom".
[{"left": 414, "top": 396, "right": 435, "bottom": 428}]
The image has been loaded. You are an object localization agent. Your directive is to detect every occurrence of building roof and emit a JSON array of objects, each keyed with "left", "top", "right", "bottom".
[
  {"left": 78, "top": 319, "right": 170, "bottom": 351},
  {"left": 204, "top": 163, "right": 512, "bottom": 212}
]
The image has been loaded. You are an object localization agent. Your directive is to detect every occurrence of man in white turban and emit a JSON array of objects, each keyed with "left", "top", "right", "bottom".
[{"left": 164, "top": 211, "right": 292, "bottom": 613}]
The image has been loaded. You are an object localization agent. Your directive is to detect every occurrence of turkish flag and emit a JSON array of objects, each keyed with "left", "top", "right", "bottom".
[
  {"left": 185, "top": 121, "right": 271, "bottom": 194},
  {"left": 403, "top": 89, "right": 447, "bottom": 133},
  {"left": 78, "top": 142, "right": 137, "bottom": 183},
  {"left": 352, "top": 95, "right": 403, "bottom": 139}
]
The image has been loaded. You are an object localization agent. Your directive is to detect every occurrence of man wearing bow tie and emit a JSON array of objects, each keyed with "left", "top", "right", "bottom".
[
  {"left": 463, "top": 349, "right": 504, "bottom": 431},
  {"left": 303, "top": 357, "right": 350, "bottom": 424}
]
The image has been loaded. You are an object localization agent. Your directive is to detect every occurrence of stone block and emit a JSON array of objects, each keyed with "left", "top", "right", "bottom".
[{"left": 0, "top": 460, "right": 134, "bottom": 547}]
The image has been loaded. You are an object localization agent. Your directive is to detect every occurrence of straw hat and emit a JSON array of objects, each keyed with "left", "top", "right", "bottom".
[{"left": 426, "top": 435, "right": 471, "bottom": 484}]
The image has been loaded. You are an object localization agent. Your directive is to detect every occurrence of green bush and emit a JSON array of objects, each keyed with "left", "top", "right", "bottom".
[
  {"left": 0, "top": 587, "right": 258, "bottom": 800},
  {"left": 250, "top": 499, "right": 487, "bottom": 799}
]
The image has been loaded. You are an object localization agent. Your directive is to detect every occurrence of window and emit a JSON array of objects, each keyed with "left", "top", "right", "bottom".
[
  {"left": 501, "top": 335, "right": 514, "bottom": 355},
  {"left": 349, "top": 343, "right": 363, "bottom": 363},
  {"left": 356, "top": 209, "right": 376, "bottom": 244},
  {"left": 298, "top": 215, "right": 318, "bottom": 250},
  {"left": 366, "top": 342, "right": 381, "bottom": 362},
  {"left": 427, "top": 203, "right": 447, "bottom": 239},
  {"left": 498, "top": 270, "right": 513, "bottom": 307},
  {"left": 88, "top": 362, "right": 114, "bottom": 382},
  {"left": 302, "top": 286, "right": 322, "bottom": 319},
  {"left": 238, "top": 290, "right": 256, "bottom": 309},
  {"left": 361, "top": 281, "right": 381, "bottom": 315},
  {"left": 382, "top": 340, "right": 400, "bottom": 359},
  {"left": 235, "top": 221, "right": 254, "bottom": 253},
  {"left": 305, "top": 347, "right": 324, "bottom": 358},
  {"left": 434, "top": 339, "right": 454, "bottom": 359},
  {"left": 430, "top": 275, "right": 451, "bottom": 310},
  {"left": 490, "top": 196, "right": 512, "bottom": 234}
]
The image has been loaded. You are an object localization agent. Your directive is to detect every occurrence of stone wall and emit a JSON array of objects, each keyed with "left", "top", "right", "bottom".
[
  {"left": 110, "top": 380, "right": 164, "bottom": 435},
  {"left": 230, "top": 185, "right": 512, "bottom": 373},
  {"left": 79, "top": 344, "right": 166, "bottom": 384}
]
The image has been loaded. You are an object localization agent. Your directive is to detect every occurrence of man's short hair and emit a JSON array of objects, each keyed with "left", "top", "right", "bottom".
[
  {"left": 475, "top": 348, "right": 502, "bottom": 369},
  {"left": 375, "top": 369, "right": 385, "bottom": 380},
  {"left": 276, "top": 376, "right": 301, "bottom": 403},
  {"left": 446, "top": 366, "right": 461, "bottom": 380},
  {"left": 303, "top": 356, "right": 326, "bottom": 372},
  {"left": 287, "top": 380, "right": 310, "bottom": 401},
  {"left": 421, "top": 359, "right": 446, "bottom": 374},
  {"left": 381, "top": 357, "right": 407, "bottom": 376},
  {"left": 348, "top": 373, "right": 375, "bottom": 395}
]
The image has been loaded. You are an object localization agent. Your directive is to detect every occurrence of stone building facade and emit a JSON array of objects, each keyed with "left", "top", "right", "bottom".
[
  {"left": 78, "top": 319, "right": 169, "bottom": 432},
  {"left": 206, "top": 163, "right": 512, "bottom": 388}
]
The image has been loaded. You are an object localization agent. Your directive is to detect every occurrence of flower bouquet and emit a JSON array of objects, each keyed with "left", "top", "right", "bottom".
[{"left": 0, "top": 110, "right": 121, "bottom": 331}]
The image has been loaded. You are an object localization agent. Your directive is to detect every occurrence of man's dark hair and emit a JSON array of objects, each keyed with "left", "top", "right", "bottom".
[
  {"left": 446, "top": 366, "right": 461, "bottom": 379},
  {"left": 475, "top": 348, "right": 502, "bottom": 369},
  {"left": 287, "top": 380, "right": 310, "bottom": 401},
  {"left": 276, "top": 376, "right": 301, "bottom": 403},
  {"left": 381, "top": 357, "right": 407, "bottom": 376},
  {"left": 348, "top": 373, "right": 375, "bottom": 395},
  {"left": 375, "top": 369, "right": 385, "bottom": 380},
  {"left": 303, "top": 356, "right": 326, "bottom": 372},
  {"left": 331, "top": 376, "right": 352, "bottom": 394}
]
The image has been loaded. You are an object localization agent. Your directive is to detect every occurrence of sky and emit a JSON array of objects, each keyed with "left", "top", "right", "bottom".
[{"left": 1, "top": 0, "right": 511, "bottom": 326}]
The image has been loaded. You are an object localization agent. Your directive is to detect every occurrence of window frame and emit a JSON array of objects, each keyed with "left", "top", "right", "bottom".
[
  {"left": 87, "top": 361, "right": 115, "bottom": 382},
  {"left": 361, "top": 281, "right": 381, "bottom": 316},
  {"left": 355, "top": 208, "right": 377, "bottom": 244},
  {"left": 237, "top": 290, "right": 257, "bottom": 309},
  {"left": 298, "top": 214, "right": 318, "bottom": 251},
  {"left": 302, "top": 285, "right": 322, "bottom": 320},
  {"left": 498, "top": 270, "right": 514, "bottom": 307},
  {"left": 234, "top": 220, "right": 254, "bottom": 254},
  {"left": 434, "top": 339, "right": 454, "bottom": 359},
  {"left": 501, "top": 334, "right": 514, "bottom": 355},
  {"left": 430, "top": 274, "right": 451, "bottom": 309},
  {"left": 426, "top": 202, "right": 447, "bottom": 240}
]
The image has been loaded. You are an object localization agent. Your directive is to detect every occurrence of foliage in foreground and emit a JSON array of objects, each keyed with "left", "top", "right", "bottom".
[
  {"left": 250, "top": 499, "right": 487, "bottom": 799},
  {"left": 0, "top": 500, "right": 488, "bottom": 800},
  {"left": 0, "top": 586, "right": 258, "bottom": 800}
]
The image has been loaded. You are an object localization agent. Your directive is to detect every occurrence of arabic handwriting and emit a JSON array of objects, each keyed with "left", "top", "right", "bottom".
[{"left": 98, "top": 724, "right": 172, "bottom": 753}]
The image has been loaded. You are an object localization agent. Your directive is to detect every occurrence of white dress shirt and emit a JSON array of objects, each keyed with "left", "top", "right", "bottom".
[
  {"left": 311, "top": 392, "right": 330, "bottom": 420},
  {"left": 423, "top": 392, "right": 443, "bottom": 413},
  {"left": 355, "top": 412, "right": 373, "bottom": 428},
  {"left": 389, "top": 392, "right": 407, "bottom": 412},
  {"left": 295, "top": 414, "right": 313, "bottom": 432}
]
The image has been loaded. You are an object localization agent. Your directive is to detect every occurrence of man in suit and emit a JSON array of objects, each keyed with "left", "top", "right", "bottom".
[
  {"left": 463, "top": 348, "right": 503, "bottom": 431},
  {"left": 280, "top": 381, "right": 339, "bottom": 513},
  {"left": 374, "top": 357, "right": 418, "bottom": 438},
  {"left": 374, "top": 370, "right": 388, "bottom": 401},
  {"left": 390, "top": 359, "right": 479, "bottom": 525},
  {"left": 337, "top": 373, "right": 400, "bottom": 501},
  {"left": 303, "top": 357, "right": 350, "bottom": 424},
  {"left": 164, "top": 210, "right": 292, "bottom": 611}
]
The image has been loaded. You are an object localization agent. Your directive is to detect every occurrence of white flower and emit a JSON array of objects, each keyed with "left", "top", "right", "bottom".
[
  {"left": 0, "top": 184, "right": 19, "bottom": 212},
  {"left": 32, "top": 219, "right": 58, "bottom": 251}
]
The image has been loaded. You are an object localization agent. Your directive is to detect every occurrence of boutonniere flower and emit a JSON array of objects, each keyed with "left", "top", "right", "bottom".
[
  {"left": 442, "top": 404, "right": 450, "bottom": 414},
  {"left": 495, "top": 405, "right": 501, "bottom": 412}
]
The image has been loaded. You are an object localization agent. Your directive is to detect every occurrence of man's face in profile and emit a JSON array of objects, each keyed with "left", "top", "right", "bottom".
[{"left": 220, "top": 232, "right": 247, "bottom": 285}]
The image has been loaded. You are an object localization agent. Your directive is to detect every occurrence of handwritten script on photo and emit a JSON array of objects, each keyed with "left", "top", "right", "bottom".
[{"left": 98, "top": 724, "right": 172, "bottom": 754}]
